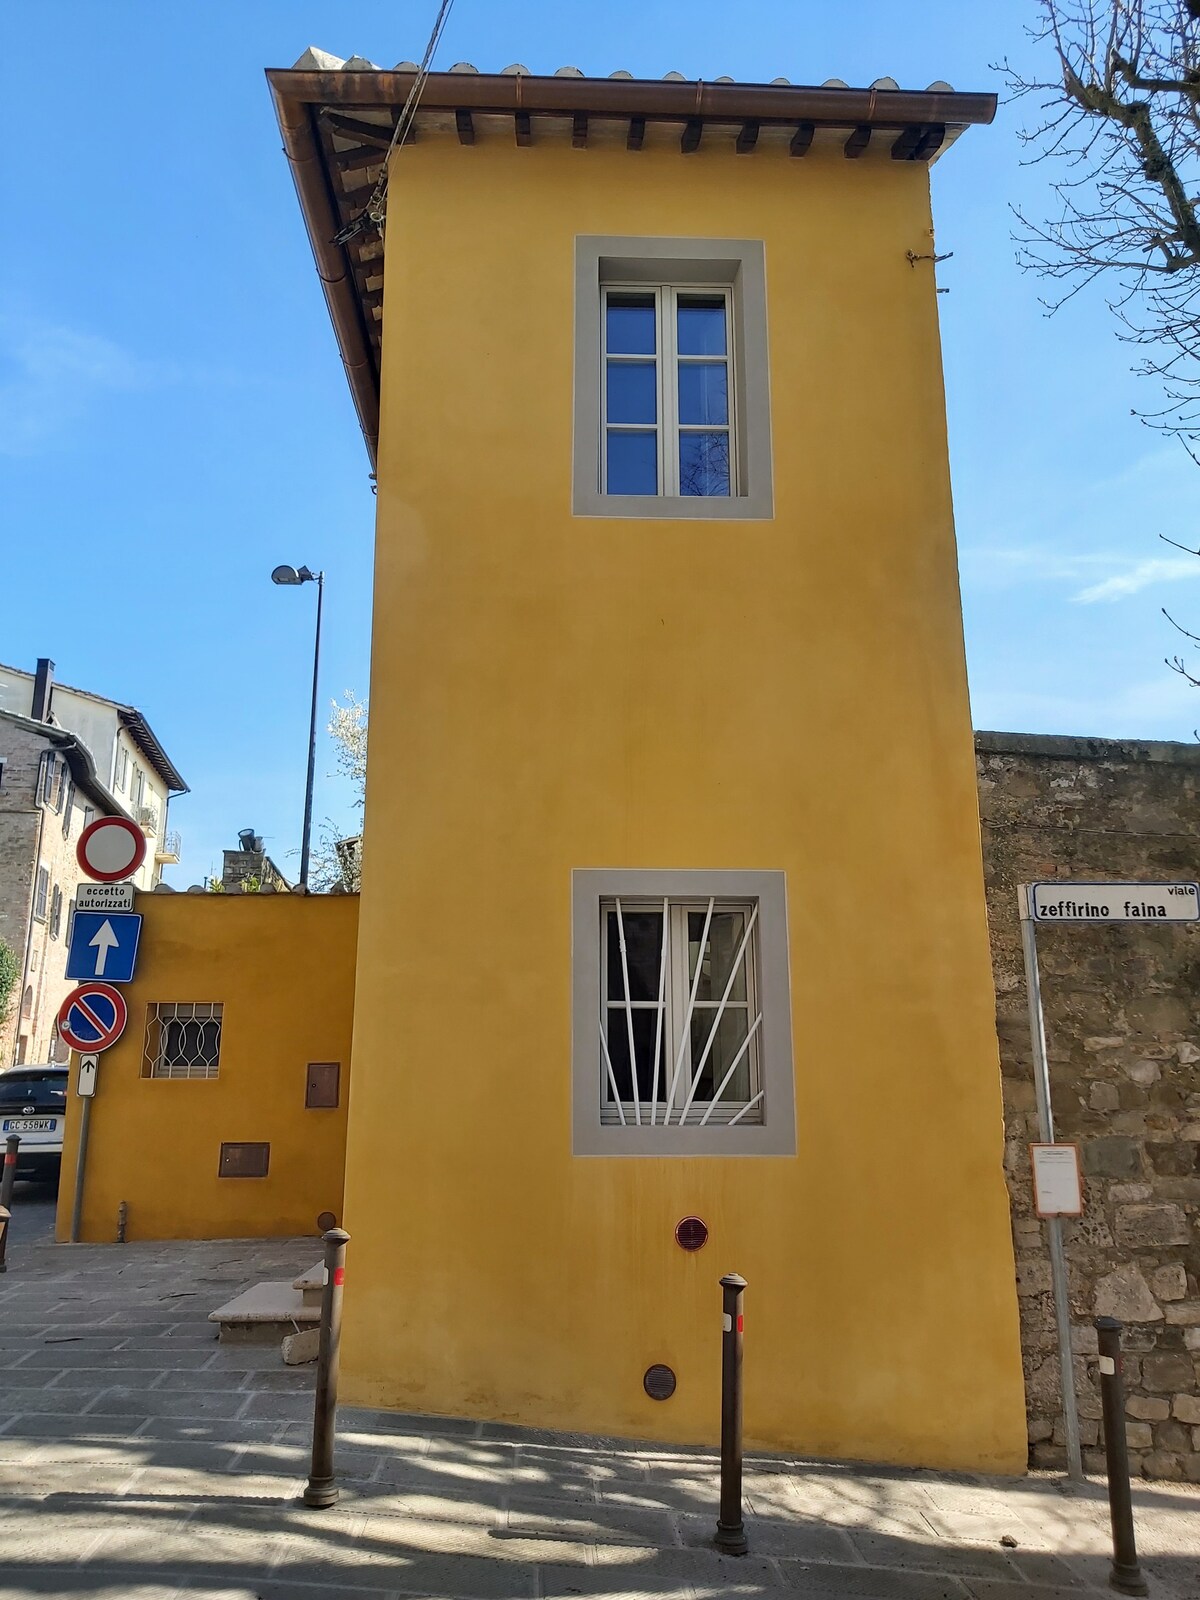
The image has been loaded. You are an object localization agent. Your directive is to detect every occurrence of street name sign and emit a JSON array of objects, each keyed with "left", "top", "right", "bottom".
[
  {"left": 66, "top": 912, "right": 142, "bottom": 983},
  {"left": 1027, "top": 881, "right": 1200, "bottom": 923},
  {"left": 77, "top": 816, "right": 146, "bottom": 883},
  {"left": 57, "top": 983, "right": 128, "bottom": 1054},
  {"left": 77, "top": 1054, "right": 98, "bottom": 1099},
  {"left": 76, "top": 882, "right": 135, "bottom": 914}
]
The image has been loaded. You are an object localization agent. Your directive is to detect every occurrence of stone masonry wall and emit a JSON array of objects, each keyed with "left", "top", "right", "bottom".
[{"left": 977, "top": 731, "right": 1200, "bottom": 1481}]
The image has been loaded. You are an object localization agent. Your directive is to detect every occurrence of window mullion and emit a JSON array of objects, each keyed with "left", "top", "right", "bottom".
[{"left": 662, "top": 287, "right": 679, "bottom": 496}]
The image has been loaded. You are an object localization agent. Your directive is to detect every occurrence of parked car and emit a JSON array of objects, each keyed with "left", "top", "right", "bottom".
[{"left": 0, "top": 1064, "right": 69, "bottom": 1181}]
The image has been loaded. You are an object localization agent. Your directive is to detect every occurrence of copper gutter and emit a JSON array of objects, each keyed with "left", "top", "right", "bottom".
[{"left": 267, "top": 69, "right": 997, "bottom": 467}]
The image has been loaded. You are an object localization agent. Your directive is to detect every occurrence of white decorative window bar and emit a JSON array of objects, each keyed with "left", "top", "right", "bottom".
[
  {"left": 145, "top": 1002, "right": 223, "bottom": 1080},
  {"left": 599, "top": 897, "right": 763, "bottom": 1127}
]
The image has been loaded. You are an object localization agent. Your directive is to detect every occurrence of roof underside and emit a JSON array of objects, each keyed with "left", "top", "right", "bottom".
[{"left": 268, "top": 61, "right": 997, "bottom": 466}]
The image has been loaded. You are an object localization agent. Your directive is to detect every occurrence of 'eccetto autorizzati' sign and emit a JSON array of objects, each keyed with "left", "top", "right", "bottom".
[{"left": 1027, "top": 882, "right": 1200, "bottom": 923}]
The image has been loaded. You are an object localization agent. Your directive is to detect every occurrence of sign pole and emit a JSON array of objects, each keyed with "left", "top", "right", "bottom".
[
  {"left": 69, "top": 1092, "right": 93, "bottom": 1245},
  {"left": 1019, "top": 887, "right": 1084, "bottom": 1483}
]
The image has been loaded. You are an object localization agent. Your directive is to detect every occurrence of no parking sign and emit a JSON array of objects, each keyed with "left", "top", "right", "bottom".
[{"left": 57, "top": 983, "right": 128, "bottom": 1054}]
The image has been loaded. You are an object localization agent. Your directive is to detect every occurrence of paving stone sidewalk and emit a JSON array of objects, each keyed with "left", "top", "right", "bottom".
[{"left": 2, "top": 1187, "right": 1198, "bottom": 1599}]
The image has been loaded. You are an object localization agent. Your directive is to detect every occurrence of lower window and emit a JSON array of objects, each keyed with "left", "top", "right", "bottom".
[
  {"left": 573, "top": 869, "right": 796, "bottom": 1156},
  {"left": 144, "top": 1002, "right": 223, "bottom": 1080}
]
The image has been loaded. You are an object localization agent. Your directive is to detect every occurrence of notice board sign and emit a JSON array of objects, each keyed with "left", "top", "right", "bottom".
[{"left": 1030, "top": 1143, "right": 1084, "bottom": 1217}]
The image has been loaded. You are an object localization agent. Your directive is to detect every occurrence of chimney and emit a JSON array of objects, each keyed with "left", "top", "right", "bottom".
[{"left": 30, "top": 658, "right": 55, "bottom": 722}]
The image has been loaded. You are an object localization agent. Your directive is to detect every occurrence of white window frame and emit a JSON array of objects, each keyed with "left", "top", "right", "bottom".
[
  {"left": 601, "top": 284, "right": 736, "bottom": 500},
  {"left": 114, "top": 747, "right": 128, "bottom": 792},
  {"left": 572, "top": 869, "right": 796, "bottom": 1157},
  {"left": 573, "top": 236, "right": 773, "bottom": 521}
]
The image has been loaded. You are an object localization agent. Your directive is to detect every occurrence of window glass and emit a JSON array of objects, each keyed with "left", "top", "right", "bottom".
[
  {"left": 678, "top": 364, "right": 728, "bottom": 427},
  {"left": 606, "top": 363, "right": 657, "bottom": 425},
  {"left": 607, "top": 432, "right": 657, "bottom": 495},
  {"left": 677, "top": 296, "right": 727, "bottom": 356},
  {"left": 606, "top": 295, "right": 656, "bottom": 354},
  {"left": 679, "top": 432, "right": 730, "bottom": 497}
]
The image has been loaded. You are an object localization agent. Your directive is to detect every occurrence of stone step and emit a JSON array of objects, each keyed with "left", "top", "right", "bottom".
[
  {"left": 292, "top": 1261, "right": 326, "bottom": 1308},
  {"left": 208, "top": 1281, "right": 320, "bottom": 1344}
]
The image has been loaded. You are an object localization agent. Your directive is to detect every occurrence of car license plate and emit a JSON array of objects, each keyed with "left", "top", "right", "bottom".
[{"left": 2, "top": 1118, "right": 55, "bottom": 1133}]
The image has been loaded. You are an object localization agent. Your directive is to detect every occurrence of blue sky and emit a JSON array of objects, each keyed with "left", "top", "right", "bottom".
[{"left": 3, "top": 2, "right": 1199, "bottom": 887}]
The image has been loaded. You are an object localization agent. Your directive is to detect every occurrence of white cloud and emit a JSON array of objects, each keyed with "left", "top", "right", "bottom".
[
  {"left": 0, "top": 311, "right": 157, "bottom": 455},
  {"left": 1072, "top": 556, "right": 1200, "bottom": 604}
]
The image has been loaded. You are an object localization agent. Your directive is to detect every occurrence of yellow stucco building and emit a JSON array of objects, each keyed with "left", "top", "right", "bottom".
[{"left": 264, "top": 59, "right": 1027, "bottom": 1472}]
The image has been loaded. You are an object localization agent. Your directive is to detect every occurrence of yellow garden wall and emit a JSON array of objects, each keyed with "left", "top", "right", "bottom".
[
  {"left": 339, "top": 133, "right": 1028, "bottom": 1473},
  {"left": 55, "top": 893, "right": 357, "bottom": 1243}
]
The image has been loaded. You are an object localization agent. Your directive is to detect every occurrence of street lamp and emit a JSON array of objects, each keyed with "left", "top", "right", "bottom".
[{"left": 271, "top": 564, "right": 324, "bottom": 891}]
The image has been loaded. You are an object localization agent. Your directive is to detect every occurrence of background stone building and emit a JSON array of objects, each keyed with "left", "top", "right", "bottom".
[{"left": 979, "top": 731, "right": 1200, "bottom": 1482}]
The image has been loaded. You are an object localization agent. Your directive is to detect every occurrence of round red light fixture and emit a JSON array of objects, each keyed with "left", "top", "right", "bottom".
[{"left": 675, "top": 1216, "right": 709, "bottom": 1251}]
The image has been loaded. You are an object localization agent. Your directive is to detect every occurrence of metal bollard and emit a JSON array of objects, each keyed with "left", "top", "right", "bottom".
[
  {"left": 304, "top": 1227, "right": 350, "bottom": 1508},
  {"left": 1094, "top": 1317, "right": 1149, "bottom": 1597},
  {"left": 0, "top": 1135, "right": 20, "bottom": 1272},
  {"left": 714, "top": 1272, "right": 749, "bottom": 1555}
]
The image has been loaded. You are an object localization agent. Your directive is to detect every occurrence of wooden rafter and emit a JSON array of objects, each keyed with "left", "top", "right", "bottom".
[
  {"left": 914, "top": 124, "right": 945, "bottom": 160},
  {"left": 572, "top": 112, "right": 588, "bottom": 149},
  {"left": 455, "top": 109, "right": 475, "bottom": 145},
  {"left": 515, "top": 110, "right": 532, "bottom": 147},
  {"left": 681, "top": 119, "right": 703, "bottom": 153},
  {"left": 627, "top": 116, "right": 646, "bottom": 150},
  {"left": 322, "top": 113, "right": 397, "bottom": 149},
  {"left": 790, "top": 122, "right": 815, "bottom": 156},
  {"left": 844, "top": 125, "right": 871, "bottom": 158},
  {"left": 332, "top": 144, "right": 385, "bottom": 173},
  {"left": 736, "top": 121, "right": 760, "bottom": 153}
]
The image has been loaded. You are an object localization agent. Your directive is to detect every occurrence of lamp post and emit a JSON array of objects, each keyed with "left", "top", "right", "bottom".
[{"left": 271, "top": 564, "right": 324, "bottom": 891}]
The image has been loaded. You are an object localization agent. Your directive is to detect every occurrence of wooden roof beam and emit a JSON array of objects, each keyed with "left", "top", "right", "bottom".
[
  {"left": 790, "top": 121, "right": 815, "bottom": 156},
  {"left": 322, "top": 112, "right": 397, "bottom": 149},
  {"left": 681, "top": 118, "right": 703, "bottom": 153},
  {"left": 573, "top": 112, "right": 588, "bottom": 148},
  {"left": 332, "top": 143, "right": 385, "bottom": 173},
  {"left": 455, "top": 109, "right": 475, "bottom": 145},
  {"left": 515, "top": 110, "right": 532, "bottom": 146},
  {"left": 736, "top": 120, "right": 759, "bottom": 153},
  {"left": 627, "top": 116, "right": 646, "bottom": 150},
  {"left": 844, "top": 125, "right": 872, "bottom": 158},
  {"left": 914, "top": 124, "right": 946, "bottom": 160}
]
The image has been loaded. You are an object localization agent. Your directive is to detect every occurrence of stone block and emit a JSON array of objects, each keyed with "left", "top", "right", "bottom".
[
  {"left": 1149, "top": 1263, "right": 1187, "bottom": 1302},
  {"left": 1027, "top": 1416, "right": 1054, "bottom": 1443},
  {"left": 1110, "top": 1182, "right": 1153, "bottom": 1203},
  {"left": 1093, "top": 1263, "right": 1163, "bottom": 1323},
  {"left": 1193, "top": 1426, "right": 1200, "bottom": 1450},
  {"left": 1124, "top": 1420, "right": 1154, "bottom": 1449},
  {"left": 1142, "top": 1449, "right": 1185, "bottom": 1479},
  {"left": 1015, "top": 1258, "right": 1053, "bottom": 1297},
  {"left": 1127, "top": 1061, "right": 1162, "bottom": 1087},
  {"left": 1165, "top": 1301, "right": 1200, "bottom": 1326},
  {"left": 1115, "top": 1203, "right": 1191, "bottom": 1249},
  {"left": 1126, "top": 1395, "right": 1170, "bottom": 1421},
  {"left": 1172, "top": 1393, "right": 1200, "bottom": 1424},
  {"left": 1149, "top": 1143, "right": 1198, "bottom": 1176},
  {"left": 1154, "top": 1420, "right": 1193, "bottom": 1453},
  {"left": 1185, "top": 1328, "right": 1200, "bottom": 1351},
  {"left": 1142, "top": 1352, "right": 1196, "bottom": 1392},
  {"left": 1084, "top": 1138, "right": 1143, "bottom": 1178},
  {"left": 1129, "top": 996, "right": 1191, "bottom": 1033},
  {"left": 1089, "top": 1081, "right": 1120, "bottom": 1112}
]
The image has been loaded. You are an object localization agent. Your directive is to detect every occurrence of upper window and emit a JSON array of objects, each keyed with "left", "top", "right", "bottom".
[
  {"left": 49, "top": 886, "right": 63, "bottom": 940},
  {"left": 572, "top": 869, "right": 795, "bottom": 1156},
  {"left": 33, "top": 865, "right": 50, "bottom": 922},
  {"left": 574, "top": 237, "right": 772, "bottom": 520},
  {"left": 132, "top": 766, "right": 145, "bottom": 807},
  {"left": 114, "top": 747, "right": 129, "bottom": 792},
  {"left": 603, "top": 289, "right": 733, "bottom": 498}
]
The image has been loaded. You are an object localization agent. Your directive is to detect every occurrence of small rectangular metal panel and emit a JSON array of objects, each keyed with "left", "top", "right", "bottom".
[
  {"left": 305, "top": 1062, "right": 341, "bottom": 1109},
  {"left": 218, "top": 1141, "right": 270, "bottom": 1178}
]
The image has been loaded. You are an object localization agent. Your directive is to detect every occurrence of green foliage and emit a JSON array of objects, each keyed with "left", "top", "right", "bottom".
[{"left": 0, "top": 937, "right": 19, "bottom": 1027}]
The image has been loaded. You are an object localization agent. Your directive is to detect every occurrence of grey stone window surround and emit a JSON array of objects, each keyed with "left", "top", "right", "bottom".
[
  {"left": 573, "top": 236, "right": 774, "bottom": 520},
  {"left": 571, "top": 869, "right": 797, "bottom": 1156}
]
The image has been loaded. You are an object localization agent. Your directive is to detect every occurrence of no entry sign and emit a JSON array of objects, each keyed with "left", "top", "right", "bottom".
[
  {"left": 77, "top": 816, "right": 146, "bottom": 884},
  {"left": 57, "top": 983, "right": 128, "bottom": 1054}
]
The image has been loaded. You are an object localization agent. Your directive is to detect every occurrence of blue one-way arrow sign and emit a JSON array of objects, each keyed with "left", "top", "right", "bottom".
[{"left": 66, "top": 911, "right": 142, "bottom": 984}]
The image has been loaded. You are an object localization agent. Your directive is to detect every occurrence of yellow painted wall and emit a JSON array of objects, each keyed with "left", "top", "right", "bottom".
[
  {"left": 55, "top": 893, "right": 358, "bottom": 1243},
  {"left": 343, "top": 131, "right": 1027, "bottom": 1471}
]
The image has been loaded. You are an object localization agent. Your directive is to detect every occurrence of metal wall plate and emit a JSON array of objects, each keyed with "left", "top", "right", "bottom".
[
  {"left": 218, "top": 1142, "right": 270, "bottom": 1178},
  {"left": 305, "top": 1061, "right": 341, "bottom": 1109}
]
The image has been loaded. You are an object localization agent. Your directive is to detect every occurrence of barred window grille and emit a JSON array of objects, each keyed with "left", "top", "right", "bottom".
[
  {"left": 145, "top": 1002, "right": 223, "bottom": 1080},
  {"left": 599, "top": 897, "right": 764, "bottom": 1127}
]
